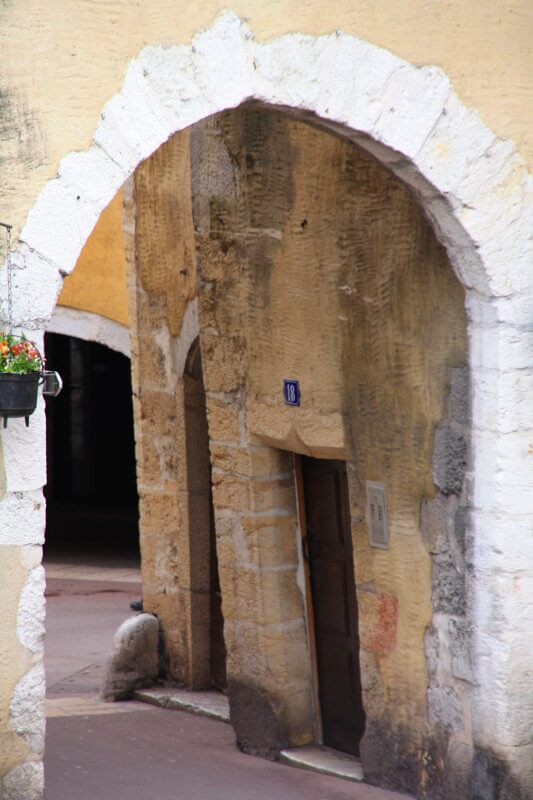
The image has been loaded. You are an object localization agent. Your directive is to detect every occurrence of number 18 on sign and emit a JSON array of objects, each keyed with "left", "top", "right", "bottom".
[{"left": 283, "top": 379, "right": 300, "bottom": 406}]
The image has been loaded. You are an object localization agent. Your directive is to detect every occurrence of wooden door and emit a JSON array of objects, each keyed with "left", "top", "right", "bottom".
[
  {"left": 185, "top": 338, "right": 227, "bottom": 691},
  {"left": 209, "top": 490, "right": 227, "bottom": 691},
  {"left": 301, "top": 457, "right": 365, "bottom": 756}
]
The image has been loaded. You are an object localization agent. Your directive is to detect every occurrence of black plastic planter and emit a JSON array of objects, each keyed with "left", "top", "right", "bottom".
[{"left": 0, "top": 372, "right": 41, "bottom": 427}]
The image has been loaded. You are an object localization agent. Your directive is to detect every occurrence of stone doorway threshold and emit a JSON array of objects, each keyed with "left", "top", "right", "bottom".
[
  {"left": 135, "top": 688, "right": 364, "bottom": 784},
  {"left": 280, "top": 745, "right": 364, "bottom": 782},
  {"left": 134, "top": 686, "right": 230, "bottom": 723}
]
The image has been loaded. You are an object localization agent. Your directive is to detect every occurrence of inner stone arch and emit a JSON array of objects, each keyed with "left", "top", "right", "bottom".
[{"left": 123, "top": 103, "right": 470, "bottom": 796}]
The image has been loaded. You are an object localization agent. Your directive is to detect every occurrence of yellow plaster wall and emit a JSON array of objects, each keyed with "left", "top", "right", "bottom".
[
  {"left": 57, "top": 190, "right": 129, "bottom": 326},
  {"left": 0, "top": 0, "right": 531, "bottom": 249}
]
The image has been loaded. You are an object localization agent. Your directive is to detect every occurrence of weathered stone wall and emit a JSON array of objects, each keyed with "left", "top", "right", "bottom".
[
  {"left": 422, "top": 367, "right": 473, "bottom": 796},
  {"left": 192, "top": 119, "right": 315, "bottom": 749},
  {"left": 134, "top": 133, "right": 197, "bottom": 338},
  {"left": 127, "top": 102, "right": 531, "bottom": 798},
  {"left": 190, "top": 107, "right": 471, "bottom": 795},
  {"left": 124, "top": 156, "right": 206, "bottom": 688},
  {"left": 129, "top": 126, "right": 315, "bottom": 743}
]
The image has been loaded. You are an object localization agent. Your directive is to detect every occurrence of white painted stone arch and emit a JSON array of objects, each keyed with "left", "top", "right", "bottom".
[
  {"left": 46, "top": 306, "right": 131, "bottom": 357},
  {"left": 1, "top": 10, "right": 532, "bottom": 795},
  {"left": 10, "top": 12, "right": 532, "bottom": 309}
]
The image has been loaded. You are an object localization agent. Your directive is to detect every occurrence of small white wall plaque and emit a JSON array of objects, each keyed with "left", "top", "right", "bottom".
[{"left": 366, "top": 481, "right": 389, "bottom": 549}]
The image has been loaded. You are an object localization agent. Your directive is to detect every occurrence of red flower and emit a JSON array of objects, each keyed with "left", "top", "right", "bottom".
[{"left": 11, "top": 343, "right": 22, "bottom": 355}]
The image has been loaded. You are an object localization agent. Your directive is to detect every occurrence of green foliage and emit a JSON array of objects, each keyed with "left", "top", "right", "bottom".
[{"left": 0, "top": 332, "right": 42, "bottom": 374}]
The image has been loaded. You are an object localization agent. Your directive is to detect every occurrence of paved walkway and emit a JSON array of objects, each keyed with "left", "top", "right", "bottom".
[
  {"left": 46, "top": 703, "right": 408, "bottom": 800},
  {"left": 44, "top": 552, "right": 412, "bottom": 800}
]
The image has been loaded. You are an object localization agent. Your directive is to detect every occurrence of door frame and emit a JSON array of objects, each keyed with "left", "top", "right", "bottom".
[
  {"left": 294, "top": 453, "right": 366, "bottom": 753},
  {"left": 293, "top": 453, "right": 324, "bottom": 744}
]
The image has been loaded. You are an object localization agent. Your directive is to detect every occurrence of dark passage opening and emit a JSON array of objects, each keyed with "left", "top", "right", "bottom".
[
  {"left": 44, "top": 332, "right": 139, "bottom": 561},
  {"left": 43, "top": 331, "right": 141, "bottom": 712}
]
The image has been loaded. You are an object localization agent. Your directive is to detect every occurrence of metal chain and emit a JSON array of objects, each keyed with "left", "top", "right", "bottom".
[
  {"left": 0, "top": 222, "right": 13, "bottom": 332},
  {"left": 6, "top": 224, "right": 13, "bottom": 332}
]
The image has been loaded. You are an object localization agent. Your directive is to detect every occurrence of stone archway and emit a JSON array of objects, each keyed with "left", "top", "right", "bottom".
[
  {"left": 1, "top": 11, "right": 531, "bottom": 799},
  {"left": 46, "top": 306, "right": 131, "bottom": 358}
]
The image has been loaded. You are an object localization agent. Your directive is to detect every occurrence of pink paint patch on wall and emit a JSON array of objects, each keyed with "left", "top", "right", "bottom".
[{"left": 358, "top": 592, "right": 399, "bottom": 655}]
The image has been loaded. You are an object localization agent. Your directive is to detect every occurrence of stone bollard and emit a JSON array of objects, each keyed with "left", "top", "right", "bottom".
[{"left": 101, "top": 613, "right": 159, "bottom": 701}]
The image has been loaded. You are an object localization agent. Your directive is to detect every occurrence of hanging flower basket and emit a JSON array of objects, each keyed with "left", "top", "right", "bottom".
[{"left": 0, "top": 333, "right": 43, "bottom": 427}]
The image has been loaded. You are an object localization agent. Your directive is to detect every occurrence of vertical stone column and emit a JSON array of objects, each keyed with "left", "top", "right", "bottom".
[
  {"left": 421, "top": 365, "right": 475, "bottom": 798},
  {"left": 467, "top": 303, "right": 533, "bottom": 798},
  {"left": 0, "top": 394, "right": 46, "bottom": 799},
  {"left": 190, "top": 109, "right": 319, "bottom": 754},
  {"left": 207, "top": 416, "right": 314, "bottom": 753},
  {"left": 124, "top": 164, "right": 207, "bottom": 686},
  {"left": 197, "top": 269, "right": 314, "bottom": 756}
]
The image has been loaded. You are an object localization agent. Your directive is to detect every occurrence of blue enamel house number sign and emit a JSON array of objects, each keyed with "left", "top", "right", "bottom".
[{"left": 283, "top": 379, "right": 300, "bottom": 406}]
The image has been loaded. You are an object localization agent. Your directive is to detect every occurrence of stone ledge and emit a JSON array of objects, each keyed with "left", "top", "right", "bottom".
[
  {"left": 280, "top": 745, "right": 364, "bottom": 782},
  {"left": 134, "top": 685, "right": 230, "bottom": 723}
]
